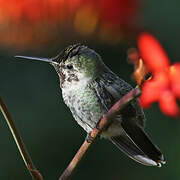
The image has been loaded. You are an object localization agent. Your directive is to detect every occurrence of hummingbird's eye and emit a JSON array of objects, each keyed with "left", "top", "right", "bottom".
[{"left": 66, "top": 64, "right": 73, "bottom": 70}]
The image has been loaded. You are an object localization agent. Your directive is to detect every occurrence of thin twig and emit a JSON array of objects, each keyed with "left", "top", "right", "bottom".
[
  {"left": 59, "top": 87, "right": 141, "bottom": 180},
  {"left": 0, "top": 96, "right": 43, "bottom": 180}
]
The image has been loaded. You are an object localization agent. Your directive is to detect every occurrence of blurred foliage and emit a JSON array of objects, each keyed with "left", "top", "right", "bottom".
[{"left": 0, "top": 0, "right": 180, "bottom": 180}]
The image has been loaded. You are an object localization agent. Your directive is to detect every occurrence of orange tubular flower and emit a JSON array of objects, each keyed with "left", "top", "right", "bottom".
[{"left": 137, "top": 32, "right": 180, "bottom": 117}]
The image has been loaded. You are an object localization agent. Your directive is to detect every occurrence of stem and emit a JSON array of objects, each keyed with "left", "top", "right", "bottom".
[
  {"left": 0, "top": 96, "right": 43, "bottom": 180},
  {"left": 59, "top": 87, "right": 141, "bottom": 180}
]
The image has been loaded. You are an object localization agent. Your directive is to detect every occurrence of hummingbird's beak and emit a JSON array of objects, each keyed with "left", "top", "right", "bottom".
[{"left": 14, "top": 55, "right": 58, "bottom": 65}]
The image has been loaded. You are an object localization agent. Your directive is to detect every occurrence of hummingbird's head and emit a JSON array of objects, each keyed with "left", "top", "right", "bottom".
[
  {"left": 51, "top": 44, "right": 105, "bottom": 87},
  {"left": 15, "top": 44, "right": 105, "bottom": 88}
]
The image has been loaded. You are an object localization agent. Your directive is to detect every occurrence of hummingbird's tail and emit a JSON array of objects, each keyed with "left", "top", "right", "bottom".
[{"left": 110, "top": 126, "right": 165, "bottom": 167}]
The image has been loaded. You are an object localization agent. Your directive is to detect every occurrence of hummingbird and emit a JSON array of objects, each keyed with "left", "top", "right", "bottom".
[{"left": 15, "top": 44, "right": 165, "bottom": 167}]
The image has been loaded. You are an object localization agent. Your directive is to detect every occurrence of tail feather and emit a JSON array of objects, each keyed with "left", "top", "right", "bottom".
[
  {"left": 121, "top": 120, "right": 165, "bottom": 164},
  {"left": 111, "top": 134, "right": 160, "bottom": 166}
]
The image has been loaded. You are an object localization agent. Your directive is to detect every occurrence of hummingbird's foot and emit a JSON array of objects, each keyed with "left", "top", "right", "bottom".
[
  {"left": 95, "top": 118, "right": 111, "bottom": 132},
  {"left": 85, "top": 133, "right": 95, "bottom": 143},
  {"left": 95, "top": 122, "right": 101, "bottom": 131}
]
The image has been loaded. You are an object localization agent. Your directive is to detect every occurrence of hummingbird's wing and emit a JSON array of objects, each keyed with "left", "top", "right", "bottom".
[
  {"left": 96, "top": 71, "right": 145, "bottom": 127},
  {"left": 93, "top": 72, "right": 165, "bottom": 166}
]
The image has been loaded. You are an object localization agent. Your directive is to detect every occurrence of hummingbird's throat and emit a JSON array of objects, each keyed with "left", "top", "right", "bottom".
[
  {"left": 59, "top": 71, "right": 65, "bottom": 81},
  {"left": 58, "top": 69, "right": 80, "bottom": 88}
]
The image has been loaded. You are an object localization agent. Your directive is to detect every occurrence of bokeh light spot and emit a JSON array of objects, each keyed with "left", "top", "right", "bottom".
[{"left": 74, "top": 5, "right": 98, "bottom": 35}]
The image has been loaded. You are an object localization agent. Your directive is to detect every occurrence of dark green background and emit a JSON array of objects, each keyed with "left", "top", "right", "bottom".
[{"left": 0, "top": 0, "right": 180, "bottom": 179}]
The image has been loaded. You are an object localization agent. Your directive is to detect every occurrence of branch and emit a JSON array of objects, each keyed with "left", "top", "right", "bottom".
[
  {"left": 0, "top": 96, "right": 43, "bottom": 180},
  {"left": 59, "top": 87, "right": 141, "bottom": 180}
]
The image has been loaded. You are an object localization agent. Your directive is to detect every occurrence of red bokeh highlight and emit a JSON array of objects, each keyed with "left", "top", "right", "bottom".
[
  {"left": 97, "top": 0, "right": 138, "bottom": 27},
  {"left": 0, "top": 0, "right": 139, "bottom": 49},
  {"left": 0, "top": 0, "right": 138, "bottom": 24},
  {"left": 0, "top": 0, "right": 65, "bottom": 22},
  {"left": 137, "top": 32, "right": 180, "bottom": 117}
]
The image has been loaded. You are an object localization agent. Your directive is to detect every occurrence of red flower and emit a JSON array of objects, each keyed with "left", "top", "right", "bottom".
[{"left": 137, "top": 32, "right": 180, "bottom": 117}]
